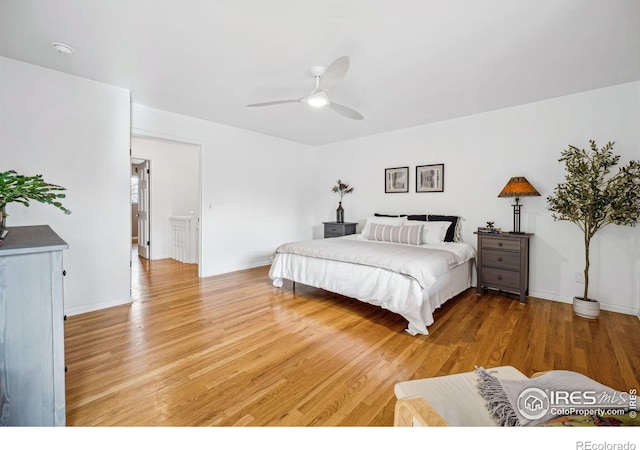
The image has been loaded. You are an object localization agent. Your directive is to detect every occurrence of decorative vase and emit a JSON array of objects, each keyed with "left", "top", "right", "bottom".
[
  {"left": 0, "top": 205, "right": 5, "bottom": 230},
  {"left": 336, "top": 202, "right": 344, "bottom": 223},
  {"left": 573, "top": 296, "right": 600, "bottom": 319}
]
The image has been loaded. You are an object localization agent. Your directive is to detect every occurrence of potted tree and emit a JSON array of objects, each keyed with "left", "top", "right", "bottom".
[
  {"left": 0, "top": 170, "right": 71, "bottom": 237},
  {"left": 547, "top": 140, "right": 640, "bottom": 318}
]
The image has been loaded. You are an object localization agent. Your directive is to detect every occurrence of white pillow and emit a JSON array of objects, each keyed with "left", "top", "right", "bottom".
[
  {"left": 367, "top": 223, "right": 424, "bottom": 245},
  {"left": 419, "top": 221, "right": 450, "bottom": 244},
  {"left": 361, "top": 215, "right": 405, "bottom": 237}
]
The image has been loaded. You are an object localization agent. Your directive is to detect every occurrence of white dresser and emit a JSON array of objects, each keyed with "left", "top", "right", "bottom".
[{"left": 0, "top": 225, "right": 68, "bottom": 426}]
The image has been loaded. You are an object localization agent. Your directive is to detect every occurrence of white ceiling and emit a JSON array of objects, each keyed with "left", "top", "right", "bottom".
[{"left": 1, "top": 0, "right": 639, "bottom": 146}]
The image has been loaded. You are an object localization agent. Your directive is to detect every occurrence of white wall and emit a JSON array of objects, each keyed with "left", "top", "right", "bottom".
[
  {"left": 131, "top": 136, "right": 200, "bottom": 261},
  {"left": 314, "top": 82, "right": 640, "bottom": 315},
  {"left": 0, "top": 57, "right": 131, "bottom": 315},
  {"left": 132, "top": 104, "right": 316, "bottom": 277},
  {"left": 3, "top": 54, "right": 637, "bottom": 317}
]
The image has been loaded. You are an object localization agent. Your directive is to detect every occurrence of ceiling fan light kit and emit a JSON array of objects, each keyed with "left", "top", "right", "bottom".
[
  {"left": 247, "top": 55, "right": 363, "bottom": 120},
  {"left": 302, "top": 91, "right": 330, "bottom": 108}
]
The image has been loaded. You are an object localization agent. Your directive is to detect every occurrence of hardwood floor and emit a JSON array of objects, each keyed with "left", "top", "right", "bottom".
[{"left": 64, "top": 253, "right": 640, "bottom": 426}]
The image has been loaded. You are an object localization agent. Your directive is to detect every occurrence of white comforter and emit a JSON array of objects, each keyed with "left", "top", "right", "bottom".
[{"left": 269, "top": 234, "right": 476, "bottom": 335}]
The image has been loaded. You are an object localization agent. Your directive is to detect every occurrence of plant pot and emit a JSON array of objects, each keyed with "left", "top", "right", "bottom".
[{"left": 573, "top": 296, "right": 600, "bottom": 319}]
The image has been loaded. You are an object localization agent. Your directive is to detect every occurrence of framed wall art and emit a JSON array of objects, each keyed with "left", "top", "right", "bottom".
[
  {"left": 385, "top": 167, "right": 409, "bottom": 193},
  {"left": 416, "top": 164, "right": 444, "bottom": 192}
]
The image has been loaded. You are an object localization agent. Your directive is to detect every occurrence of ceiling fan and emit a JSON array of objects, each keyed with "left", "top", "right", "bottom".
[{"left": 247, "top": 56, "right": 364, "bottom": 120}]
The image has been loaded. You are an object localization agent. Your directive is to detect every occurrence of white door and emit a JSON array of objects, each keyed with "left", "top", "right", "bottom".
[{"left": 137, "top": 160, "right": 151, "bottom": 259}]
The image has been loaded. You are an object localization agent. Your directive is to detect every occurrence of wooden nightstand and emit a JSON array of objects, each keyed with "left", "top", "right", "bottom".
[
  {"left": 474, "top": 232, "right": 532, "bottom": 303},
  {"left": 323, "top": 222, "right": 358, "bottom": 238}
]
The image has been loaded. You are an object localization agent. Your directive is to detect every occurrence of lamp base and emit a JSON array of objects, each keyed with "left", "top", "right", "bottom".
[
  {"left": 508, "top": 231, "right": 525, "bottom": 235},
  {"left": 511, "top": 199, "right": 523, "bottom": 234}
]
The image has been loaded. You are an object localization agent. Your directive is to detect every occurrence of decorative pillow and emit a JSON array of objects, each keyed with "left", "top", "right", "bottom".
[
  {"left": 427, "top": 215, "right": 460, "bottom": 242},
  {"left": 420, "top": 221, "right": 450, "bottom": 244},
  {"left": 374, "top": 213, "right": 401, "bottom": 217},
  {"left": 405, "top": 214, "right": 427, "bottom": 221},
  {"left": 367, "top": 223, "right": 423, "bottom": 245},
  {"left": 361, "top": 215, "right": 405, "bottom": 237}
]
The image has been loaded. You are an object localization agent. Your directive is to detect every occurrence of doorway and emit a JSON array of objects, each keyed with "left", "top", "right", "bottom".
[
  {"left": 130, "top": 135, "right": 201, "bottom": 269},
  {"left": 131, "top": 158, "right": 151, "bottom": 259}
]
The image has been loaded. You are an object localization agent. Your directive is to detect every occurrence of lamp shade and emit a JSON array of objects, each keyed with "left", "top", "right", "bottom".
[{"left": 498, "top": 177, "right": 540, "bottom": 198}]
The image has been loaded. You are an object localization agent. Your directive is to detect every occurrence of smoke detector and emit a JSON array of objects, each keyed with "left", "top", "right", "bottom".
[{"left": 52, "top": 42, "right": 75, "bottom": 55}]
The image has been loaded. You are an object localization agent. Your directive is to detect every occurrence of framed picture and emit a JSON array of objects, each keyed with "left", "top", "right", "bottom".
[
  {"left": 385, "top": 167, "right": 409, "bottom": 193},
  {"left": 416, "top": 164, "right": 444, "bottom": 192}
]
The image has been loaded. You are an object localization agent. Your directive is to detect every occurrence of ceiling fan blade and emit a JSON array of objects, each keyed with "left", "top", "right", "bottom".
[
  {"left": 246, "top": 99, "right": 300, "bottom": 107},
  {"left": 329, "top": 102, "right": 364, "bottom": 120},
  {"left": 319, "top": 56, "right": 350, "bottom": 91}
]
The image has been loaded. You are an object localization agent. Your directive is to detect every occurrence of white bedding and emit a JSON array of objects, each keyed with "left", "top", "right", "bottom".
[{"left": 269, "top": 234, "right": 476, "bottom": 335}]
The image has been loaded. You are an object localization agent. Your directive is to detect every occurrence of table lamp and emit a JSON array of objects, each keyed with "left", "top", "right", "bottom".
[{"left": 498, "top": 177, "right": 540, "bottom": 234}]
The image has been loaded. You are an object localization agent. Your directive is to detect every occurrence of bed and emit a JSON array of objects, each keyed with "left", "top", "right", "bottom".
[{"left": 269, "top": 215, "right": 476, "bottom": 335}]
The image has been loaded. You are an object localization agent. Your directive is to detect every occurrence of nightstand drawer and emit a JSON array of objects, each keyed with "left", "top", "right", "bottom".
[
  {"left": 323, "top": 222, "right": 358, "bottom": 238},
  {"left": 325, "top": 224, "right": 342, "bottom": 234},
  {"left": 481, "top": 268, "right": 520, "bottom": 291},
  {"left": 483, "top": 249, "right": 520, "bottom": 270},
  {"left": 481, "top": 237, "right": 521, "bottom": 252}
]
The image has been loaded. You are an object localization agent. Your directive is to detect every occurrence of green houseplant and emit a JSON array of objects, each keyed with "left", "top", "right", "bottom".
[
  {"left": 0, "top": 170, "right": 71, "bottom": 232},
  {"left": 546, "top": 140, "right": 640, "bottom": 318}
]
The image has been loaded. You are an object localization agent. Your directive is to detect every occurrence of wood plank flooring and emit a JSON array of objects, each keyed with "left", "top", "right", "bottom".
[{"left": 64, "top": 253, "right": 640, "bottom": 426}]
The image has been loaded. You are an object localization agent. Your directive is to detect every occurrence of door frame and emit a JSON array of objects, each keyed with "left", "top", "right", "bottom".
[{"left": 130, "top": 129, "right": 204, "bottom": 277}]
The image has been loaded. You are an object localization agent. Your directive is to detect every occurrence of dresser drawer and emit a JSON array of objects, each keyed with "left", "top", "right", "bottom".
[
  {"left": 481, "top": 267, "right": 520, "bottom": 291},
  {"left": 482, "top": 249, "right": 520, "bottom": 270},
  {"left": 475, "top": 231, "right": 531, "bottom": 303},
  {"left": 481, "top": 237, "right": 521, "bottom": 252}
]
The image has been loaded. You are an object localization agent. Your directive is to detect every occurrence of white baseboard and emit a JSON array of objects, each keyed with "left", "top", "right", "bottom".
[
  {"left": 529, "top": 290, "right": 640, "bottom": 316},
  {"left": 243, "top": 258, "right": 273, "bottom": 270},
  {"left": 65, "top": 297, "right": 132, "bottom": 317},
  {"left": 200, "top": 258, "right": 272, "bottom": 278},
  {"left": 63, "top": 279, "right": 639, "bottom": 319}
]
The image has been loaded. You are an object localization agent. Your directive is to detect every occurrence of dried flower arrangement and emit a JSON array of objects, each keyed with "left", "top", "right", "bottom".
[{"left": 331, "top": 179, "right": 354, "bottom": 201}]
